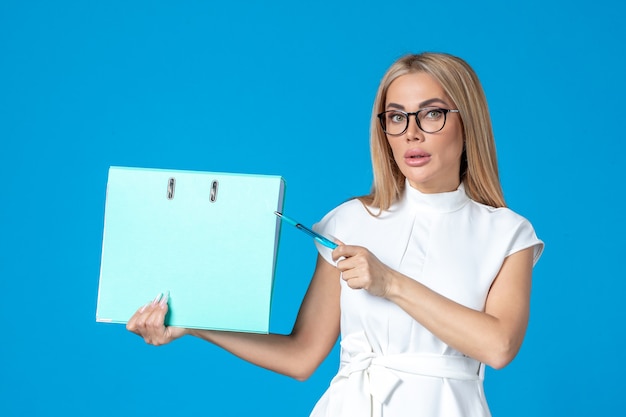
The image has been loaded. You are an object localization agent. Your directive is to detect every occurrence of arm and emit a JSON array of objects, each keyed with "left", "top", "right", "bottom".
[
  {"left": 126, "top": 254, "right": 341, "bottom": 381},
  {"left": 333, "top": 244, "right": 534, "bottom": 369}
]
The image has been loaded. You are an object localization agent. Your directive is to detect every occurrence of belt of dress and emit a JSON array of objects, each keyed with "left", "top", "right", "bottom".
[{"left": 325, "top": 331, "right": 482, "bottom": 417}]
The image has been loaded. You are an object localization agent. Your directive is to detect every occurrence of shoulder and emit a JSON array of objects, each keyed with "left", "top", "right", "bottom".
[
  {"left": 465, "top": 200, "right": 544, "bottom": 264},
  {"left": 468, "top": 200, "right": 531, "bottom": 227},
  {"left": 313, "top": 198, "right": 374, "bottom": 235},
  {"left": 323, "top": 198, "right": 373, "bottom": 220}
]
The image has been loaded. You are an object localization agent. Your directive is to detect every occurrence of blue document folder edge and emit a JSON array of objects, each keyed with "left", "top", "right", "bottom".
[{"left": 96, "top": 166, "right": 285, "bottom": 333}]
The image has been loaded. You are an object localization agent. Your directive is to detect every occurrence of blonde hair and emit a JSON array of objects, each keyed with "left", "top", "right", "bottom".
[{"left": 360, "top": 52, "right": 506, "bottom": 211}]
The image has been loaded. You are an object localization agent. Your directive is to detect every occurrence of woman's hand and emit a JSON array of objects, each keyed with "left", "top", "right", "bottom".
[
  {"left": 126, "top": 292, "right": 187, "bottom": 345},
  {"left": 331, "top": 242, "right": 396, "bottom": 298}
]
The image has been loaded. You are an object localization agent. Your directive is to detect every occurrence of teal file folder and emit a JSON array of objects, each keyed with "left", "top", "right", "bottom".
[{"left": 96, "top": 166, "right": 285, "bottom": 333}]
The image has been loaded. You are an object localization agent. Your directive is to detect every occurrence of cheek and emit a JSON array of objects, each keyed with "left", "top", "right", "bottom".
[
  {"left": 439, "top": 134, "right": 464, "bottom": 162},
  {"left": 447, "top": 125, "right": 464, "bottom": 151}
]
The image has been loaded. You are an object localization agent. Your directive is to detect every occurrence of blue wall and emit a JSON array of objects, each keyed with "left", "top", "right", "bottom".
[{"left": 1, "top": 1, "right": 624, "bottom": 415}]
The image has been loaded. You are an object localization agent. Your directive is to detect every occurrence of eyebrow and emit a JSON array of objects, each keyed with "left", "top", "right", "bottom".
[{"left": 386, "top": 98, "right": 451, "bottom": 110}]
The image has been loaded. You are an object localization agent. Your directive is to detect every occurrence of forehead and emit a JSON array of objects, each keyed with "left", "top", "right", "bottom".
[{"left": 385, "top": 72, "right": 451, "bottom": 106}]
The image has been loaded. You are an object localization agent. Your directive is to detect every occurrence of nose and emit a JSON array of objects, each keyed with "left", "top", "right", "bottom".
[{"left": 405, "top": 114, "right": 424, "bottom": 142}]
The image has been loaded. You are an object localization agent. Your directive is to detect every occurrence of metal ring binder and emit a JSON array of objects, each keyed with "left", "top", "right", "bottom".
[
  {"left": 167, "top": 177, "right": 176, "bottom": 200},
  {"left": 210, "top": 180, "right": 218, "bottom": 202}
]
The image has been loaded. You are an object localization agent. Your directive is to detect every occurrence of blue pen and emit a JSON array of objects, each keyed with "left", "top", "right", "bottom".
[{"left": 275, "top": 211, "right": 338, "bottom": 249}]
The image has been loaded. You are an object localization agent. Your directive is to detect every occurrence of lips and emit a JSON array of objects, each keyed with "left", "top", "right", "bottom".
[
  {"left": 403, "top": 148, "right": 431, "bottom": 167},
  {"left": 404, "top": 149, "right": 430, "bottom": 159}
]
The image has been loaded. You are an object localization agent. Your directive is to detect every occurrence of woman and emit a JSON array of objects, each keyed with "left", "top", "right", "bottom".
[{"left": 127, "top": 52, "right": 544, "bottom": 417}]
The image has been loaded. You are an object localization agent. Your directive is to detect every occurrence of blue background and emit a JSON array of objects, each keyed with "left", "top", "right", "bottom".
[{"left": 1, "top": 0, "right": 624, "bottom": 415}]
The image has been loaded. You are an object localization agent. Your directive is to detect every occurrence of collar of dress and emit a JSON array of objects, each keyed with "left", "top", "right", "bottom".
[{"left": 400, "top": 180, "right": 470, "bottom": 214}]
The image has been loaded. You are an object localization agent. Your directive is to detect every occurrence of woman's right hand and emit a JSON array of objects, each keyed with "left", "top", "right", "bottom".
[{"left": 126, "top": 292, "right": 187, "bottom": 346}]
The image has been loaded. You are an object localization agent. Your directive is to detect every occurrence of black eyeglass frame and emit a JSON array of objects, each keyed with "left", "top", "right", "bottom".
[{"left": 377, "top": 107, "right": 460, "bottom": 135}]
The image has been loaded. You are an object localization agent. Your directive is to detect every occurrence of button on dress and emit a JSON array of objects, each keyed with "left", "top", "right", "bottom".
[{"left": 310, "top": 182, "right": 544, "bottom": 417}]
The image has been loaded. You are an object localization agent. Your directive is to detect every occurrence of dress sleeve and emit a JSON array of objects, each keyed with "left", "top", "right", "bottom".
[
  {"left": 312, "top": 208, "right": 340, "bottom": 265},
  {"left": 507, "top": 217, "right": 544, "bottom": 266}
]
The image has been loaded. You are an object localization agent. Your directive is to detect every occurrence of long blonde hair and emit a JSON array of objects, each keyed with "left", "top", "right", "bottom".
[{"left": 360, "top": 52, "right": 505, "bottom": 211}]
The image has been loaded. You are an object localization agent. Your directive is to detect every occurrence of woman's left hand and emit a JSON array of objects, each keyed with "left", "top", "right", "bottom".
[{"left": 331, "top": 241, "right": 395, "bottom": 298}]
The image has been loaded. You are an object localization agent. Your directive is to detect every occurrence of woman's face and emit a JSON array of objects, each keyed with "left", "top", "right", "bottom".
[{"left": 384, "top": 72, "right": 464, "bottom": 194}]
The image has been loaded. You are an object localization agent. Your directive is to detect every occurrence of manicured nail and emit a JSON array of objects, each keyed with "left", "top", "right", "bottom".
[
  {"left": 139, "top": 303, "right": 149, "bottom": 313},
  {"left": 151, "top": 292, "right": 163, "bottom": 306},
  {"left": 159, "top": 291, "right": 169, "bottom": 308}
]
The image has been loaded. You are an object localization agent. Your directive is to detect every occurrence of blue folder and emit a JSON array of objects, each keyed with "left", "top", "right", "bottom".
[{"left": 96, "top": 166, "right": 285, "bottom": 333}]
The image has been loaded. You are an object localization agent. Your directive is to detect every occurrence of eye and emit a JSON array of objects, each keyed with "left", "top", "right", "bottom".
[
  {"left": 388, "top": 111, "right": 406, "bottom": 124},
  {"left": 422, "top": 108, "right": 444, "bottom": 120}
]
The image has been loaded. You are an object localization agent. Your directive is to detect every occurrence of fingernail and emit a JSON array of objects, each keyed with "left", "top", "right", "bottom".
[
  {"left": 139, "top": 303, "right": 149, "bottom": 313},
  {"left": 151, "top": 292, "right": 163, "bottom": 306},
  {"left": 159, "top": 291, "right": 169, "bottom": 308}
]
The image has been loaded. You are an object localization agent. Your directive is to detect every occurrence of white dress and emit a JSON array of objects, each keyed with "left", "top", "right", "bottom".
[{"left": 310, "top": 182, "right": 544, "bottom": 417}]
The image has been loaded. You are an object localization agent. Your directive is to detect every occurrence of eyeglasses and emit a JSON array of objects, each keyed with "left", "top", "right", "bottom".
[{"left": 377, "top": 107, "right": 460, "bottom": 135}]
